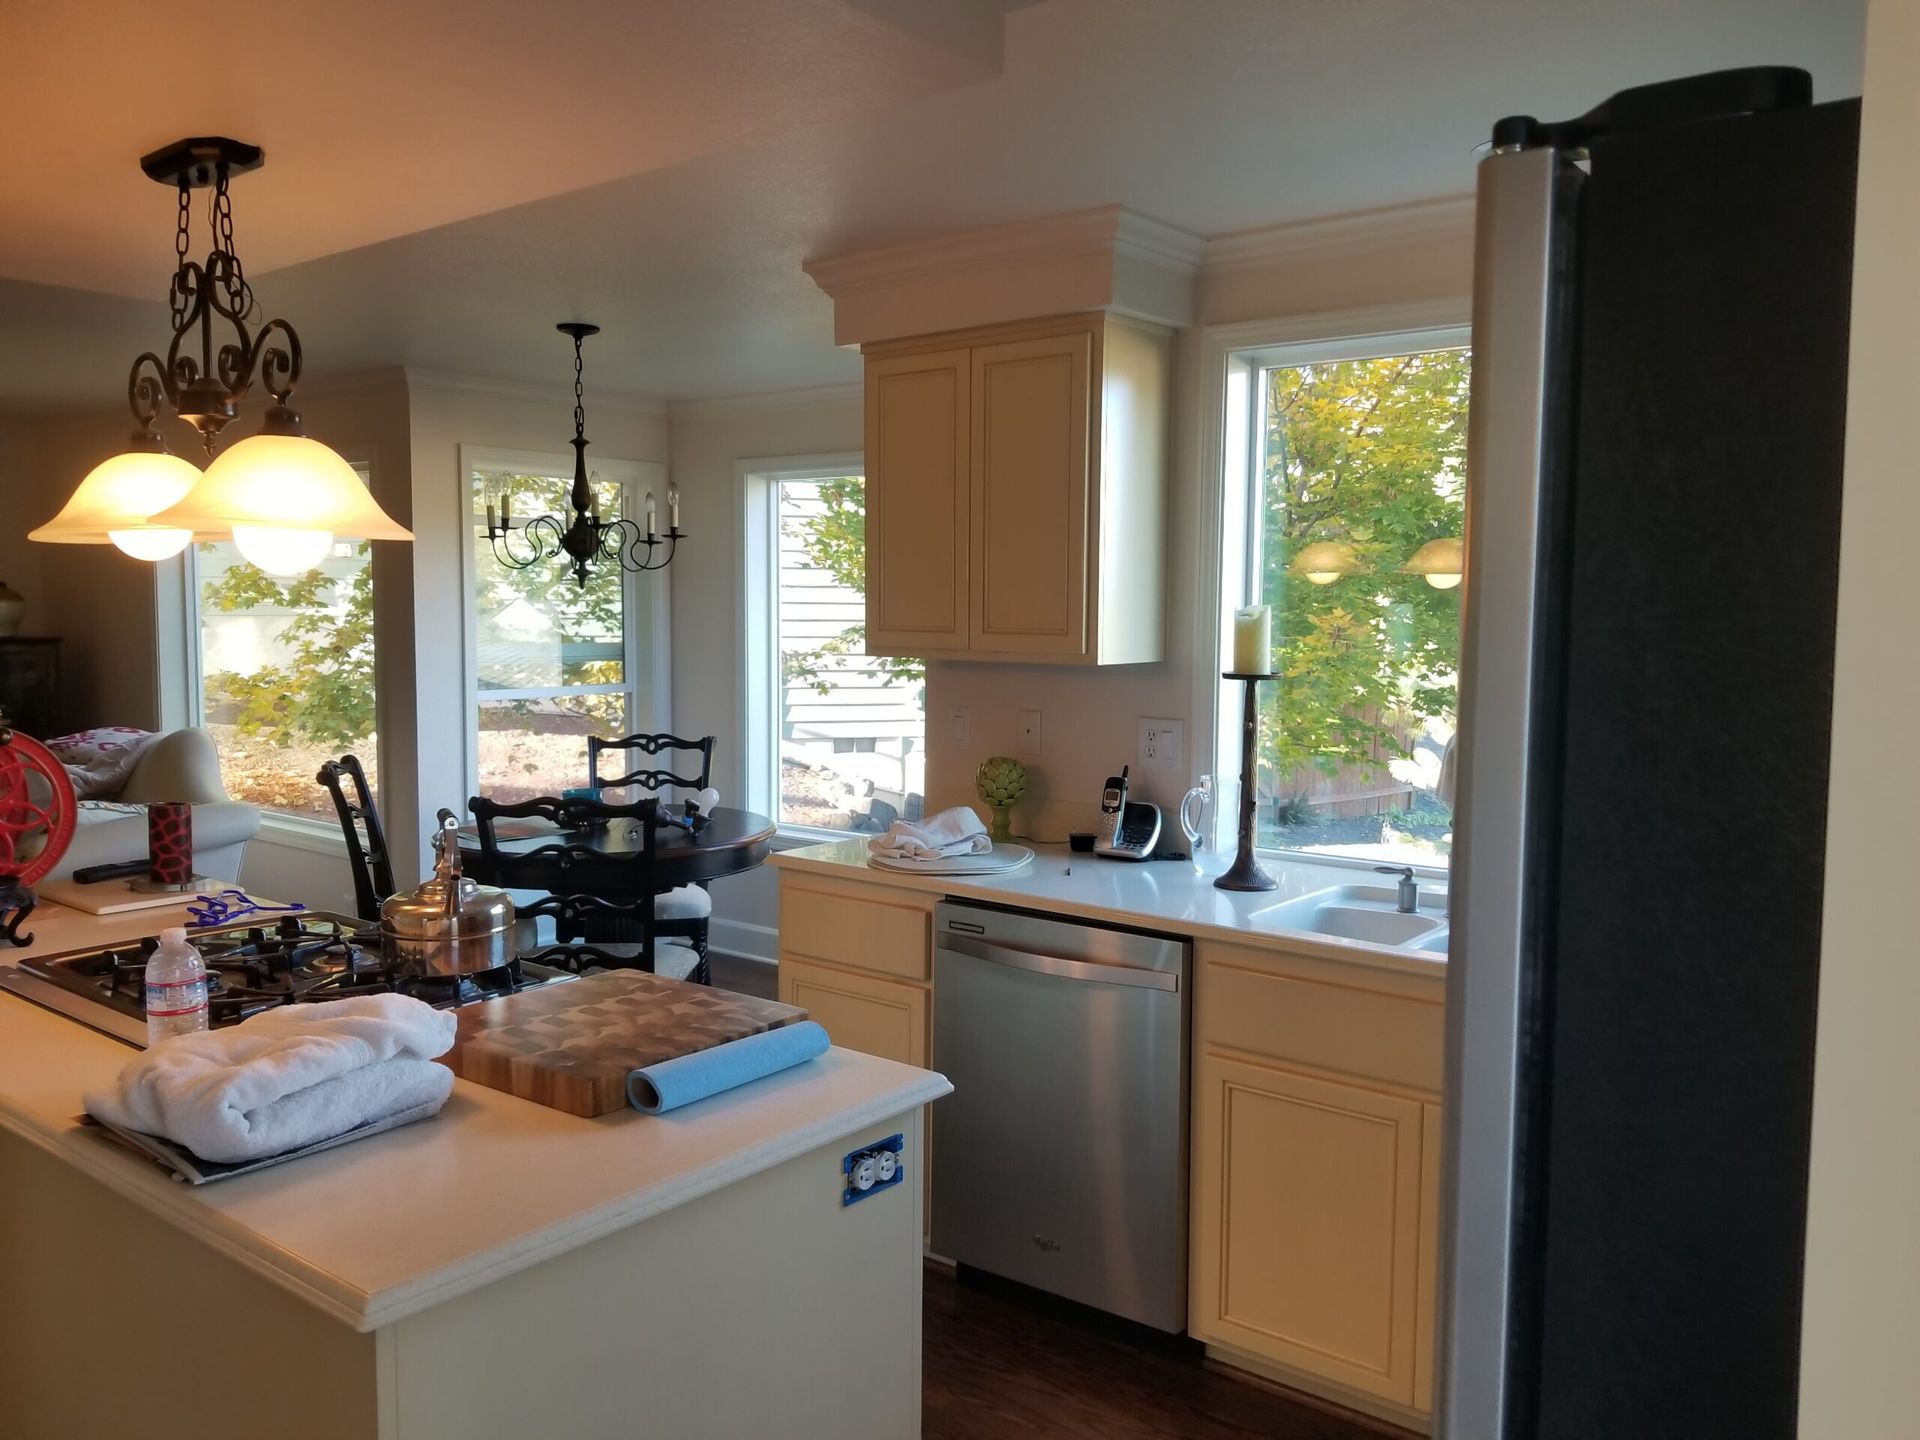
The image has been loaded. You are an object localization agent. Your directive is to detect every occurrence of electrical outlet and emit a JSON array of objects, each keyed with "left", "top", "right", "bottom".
[
  {"left": 1138, "top": 717, "right": 1184, "bottom": 771},
  {"left": 1016, "top": 709, "right": 1043, "bottom": 758}
]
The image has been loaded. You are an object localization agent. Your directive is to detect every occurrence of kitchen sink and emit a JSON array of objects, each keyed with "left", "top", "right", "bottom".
[{"left": 1253, "top": 883, "right": 1449, "bottom": 949}]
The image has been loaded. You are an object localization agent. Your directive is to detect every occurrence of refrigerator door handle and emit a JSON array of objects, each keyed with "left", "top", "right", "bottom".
[{"left": 1436, "top": 141, "right": 1582, "bottom": 1440}]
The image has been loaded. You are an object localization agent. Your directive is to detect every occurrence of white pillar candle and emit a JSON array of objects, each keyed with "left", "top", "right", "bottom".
[
  {"left": 645, "top": 491, "right": 658, "bottom": 538},
  {"left": 668, "top": 486, "right": 681, "bottom": 532},
  {"left": 485, "top": 497, "right": 497, "bottom": 535},
  {"left": 1232, "top": 605, "right": 1272, "bottom": 674}
]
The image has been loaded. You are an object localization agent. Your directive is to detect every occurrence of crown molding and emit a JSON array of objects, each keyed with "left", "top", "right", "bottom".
[
  {"left": 668, "top": 381, "right": 864, "bottom": 420},
  {"left": 804, "top": 205, "right": 1204, "bottom": 296},
  {"left": 401, "top": 366, "right": 668, "bottom": 416},
  {"left": 803, "top": 204, "right": 1204, "bottom": 343},
  {"left": 1204, "top": 194, "right": 1476, "bottom": 275}
]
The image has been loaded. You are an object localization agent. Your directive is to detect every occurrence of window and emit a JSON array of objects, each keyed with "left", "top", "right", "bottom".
[
  {"left": 1218, "top": 341, "right": 1470, "bottom": 868},
  {"left": 195, "top": 461, "right": 377, "bottom": 820},
  {"left": 742, "top": 461, "right": 924, "bottom": 835},
  {"left": 466, "top": 452, "right": 666, "bottom": 802}
]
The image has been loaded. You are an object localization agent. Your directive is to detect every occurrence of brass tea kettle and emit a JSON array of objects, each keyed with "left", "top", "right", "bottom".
[{"left": 380, "top": 810, "right": 516, "bottom": 976}]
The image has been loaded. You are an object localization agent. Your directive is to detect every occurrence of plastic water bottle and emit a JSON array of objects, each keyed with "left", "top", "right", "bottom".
[{"left": 144, "top": 927, "right": 209, "bottom": 1045}]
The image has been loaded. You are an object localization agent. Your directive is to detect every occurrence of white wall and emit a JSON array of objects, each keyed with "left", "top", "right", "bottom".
[
  {"left": 1798, "top": 3, "right": 1920, "bottom": 1430},
  {"left": 667, "top": 386, "right": 864, "bottom": 960}
]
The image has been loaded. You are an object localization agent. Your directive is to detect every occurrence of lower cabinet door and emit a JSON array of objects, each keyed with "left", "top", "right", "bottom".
[
  {"left": 778, "top": 956, "right": 928, "bottom": 1068},
  {"left": 1191, "top": 1055, "right": 1426, "bottom": 1406}
]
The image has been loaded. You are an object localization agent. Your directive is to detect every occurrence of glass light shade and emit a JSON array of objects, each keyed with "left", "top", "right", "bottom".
[
  {"left": 147, "top": 432, "right": 412, "bottom": 542},
  {"left": 108, "top": 527, "right": 194, "bottom": 561},
  {"left": 29, "top": 450, "right": 209, "bottom": 549},
  {"left": 233, "top": 524, "right": 334, "bottom": 575},
  {"left": 1403, "top": 537, "right": 1465, "bottom": 589},
  {"left": 1295, "top": 540, "right": 1361, "bottom": 585}
]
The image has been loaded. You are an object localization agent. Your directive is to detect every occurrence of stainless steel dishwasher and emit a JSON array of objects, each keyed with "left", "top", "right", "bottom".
[{"left": 930, "top": 898, "right": 1189, "bottom": 1331}]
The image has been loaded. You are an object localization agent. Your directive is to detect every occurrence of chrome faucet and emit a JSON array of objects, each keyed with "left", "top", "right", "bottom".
[{"left": 1376, "top": 865, "right": 1419, "bottom": 913}]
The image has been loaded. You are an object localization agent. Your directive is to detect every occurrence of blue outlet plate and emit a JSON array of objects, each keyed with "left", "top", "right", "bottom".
[{"left": 841, "top": 1133, "right": 905, "bottom": 1206}]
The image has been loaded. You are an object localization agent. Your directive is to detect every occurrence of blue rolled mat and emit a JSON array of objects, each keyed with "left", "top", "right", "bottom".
[{"left": 626, "top": 1021, "right": 832, "bottom": 1114}]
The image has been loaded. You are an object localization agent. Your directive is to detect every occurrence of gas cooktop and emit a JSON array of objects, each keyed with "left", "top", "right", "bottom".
[{"left": 0, "top": 911, "right": 574, "bottom": 1047}]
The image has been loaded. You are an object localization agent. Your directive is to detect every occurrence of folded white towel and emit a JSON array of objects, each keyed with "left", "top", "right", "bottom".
[
  {"left": 866, "top": 806, "right": 992, "bottom": 861},
  {"left": 84, "top": 994, "right": 457, "bottom": 1164}
]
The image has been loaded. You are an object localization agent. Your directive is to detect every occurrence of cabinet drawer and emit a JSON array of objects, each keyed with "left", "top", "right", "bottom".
[
  {"left": 1200, "top": 958, "right": 1443, "bottom": 1094},
  {"left": 778, "top": 957, "right": 928, "bottom": 1068},
  {"left": 779, "top": 883, "right": 930, "bottom": 982}
]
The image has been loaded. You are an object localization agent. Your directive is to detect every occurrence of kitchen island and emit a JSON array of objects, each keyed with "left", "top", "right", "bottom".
[{"left": 0, "top": 902, "right": 951, "bottom": 1440}]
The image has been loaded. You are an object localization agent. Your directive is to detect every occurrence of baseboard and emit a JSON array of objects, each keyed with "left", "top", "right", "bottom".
[
  {"left": 1202, "top": 1343, "right": 1431, "bottom": 1436},
  {"left": 709, "top": 917, "right": 777, "bottom": 966}
]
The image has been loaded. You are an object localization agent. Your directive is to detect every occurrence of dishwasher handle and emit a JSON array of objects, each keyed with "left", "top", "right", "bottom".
[{"left": 936, "top": 933, "right": 1180, "bottom": 992}]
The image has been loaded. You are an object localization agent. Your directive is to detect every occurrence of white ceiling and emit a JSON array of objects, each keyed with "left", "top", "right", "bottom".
[{"left": 0, "top": 0, "right": 1866, "bottom": 410}]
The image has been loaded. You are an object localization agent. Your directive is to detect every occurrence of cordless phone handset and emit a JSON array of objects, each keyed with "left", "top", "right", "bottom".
[{"left": 1098, "top": 766, "right": 1129, "bottom": 843}]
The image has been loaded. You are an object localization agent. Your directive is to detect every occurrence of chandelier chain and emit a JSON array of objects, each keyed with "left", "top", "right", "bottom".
[
  {"left": 168, "top": 181, "right": 192, "bottom": 330},
  {"left": 573, "top": 334, "right": 586, "bottom": 439},
  {"left": 211, "top": 166, "right": 256, "bottom": 322}
]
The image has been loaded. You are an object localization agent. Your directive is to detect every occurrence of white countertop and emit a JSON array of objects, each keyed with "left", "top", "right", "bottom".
[
  {"left": 0, "top": 901, "right": 952, "bottom": 1334},
  {"left": 771, "top": 839, "right": 1449, "bottom": 978}
]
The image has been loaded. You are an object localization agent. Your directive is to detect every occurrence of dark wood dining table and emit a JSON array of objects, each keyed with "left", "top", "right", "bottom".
[{"left": 457, "top": 805, "right": 777, "bottom": 896}]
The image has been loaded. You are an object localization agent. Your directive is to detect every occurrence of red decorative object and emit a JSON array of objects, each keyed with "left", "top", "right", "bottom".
[
  {"left": 146, "top": 800, "right": 193, "bottom": 886},
  {"left": 0, "top": 723, "right": 79, "bottom": 946}
]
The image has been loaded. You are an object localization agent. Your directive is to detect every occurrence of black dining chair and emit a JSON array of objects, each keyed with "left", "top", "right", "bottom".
[
  {"left": 467, "top": 792, "right": 709, "bottom": 984},
  {"left": 585, "top": 730, "right": 717, "bottom": 961},
  {"left": 316, "top": 755, "right": 393, "bottom": 923}
]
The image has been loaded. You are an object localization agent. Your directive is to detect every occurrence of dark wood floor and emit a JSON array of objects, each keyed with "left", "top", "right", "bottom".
[
  {"left": 712, "top": 956, "right": 1406, "bottom": 1440},
  {"left": 923, "top": 1266, "right": 1408, "bottom": 1440}
]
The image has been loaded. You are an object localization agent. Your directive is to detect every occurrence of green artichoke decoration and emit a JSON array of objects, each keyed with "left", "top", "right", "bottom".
[{"left": 975, "top": 755, "right": 1029, "bottom": 843}]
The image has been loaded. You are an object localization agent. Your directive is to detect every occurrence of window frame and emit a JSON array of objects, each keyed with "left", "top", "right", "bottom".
[
  {"left": 459, "top": 444, "right": 671, "bottom": 804},
  {"left": 174, "top": 453, "right": 381, "bottom": 844},
  {"left": 738, "top": 451, "right": 912, "bottom": 843},
  {"left": 1193, "top": 301, "right": 1470, "bottom": 877}
]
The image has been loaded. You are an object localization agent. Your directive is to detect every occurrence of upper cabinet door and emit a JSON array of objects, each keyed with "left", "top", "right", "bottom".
[
  {"left": 968, "top": 330, "right": 1092, "bottom": 657},
  {"left": 866, "top": 349, "right": 971, "bottom": 655}
]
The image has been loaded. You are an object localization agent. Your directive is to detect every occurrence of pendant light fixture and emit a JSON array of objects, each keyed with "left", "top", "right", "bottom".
[
  {"left": 1293, "top": 540, "right": 1363, "bottom": 585},
  {"left": 482, "top": 322, "right": 682, "bottom": 587},
  {"left": 31, "top": 137, "right": 411, "bottom": 575},
  {"left": 1402, "top": 536, "right": 1465, "bottom": 589}
]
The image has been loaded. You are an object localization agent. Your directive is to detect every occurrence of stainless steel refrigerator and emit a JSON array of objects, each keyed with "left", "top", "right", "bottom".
[{"left": 1438, "top": 68, "right": 1859, "bottom": 1439}]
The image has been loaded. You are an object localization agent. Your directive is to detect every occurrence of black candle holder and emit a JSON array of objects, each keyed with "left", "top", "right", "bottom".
[{"left": 1215, "top": 672, "right": 1277, "bottom": 892}]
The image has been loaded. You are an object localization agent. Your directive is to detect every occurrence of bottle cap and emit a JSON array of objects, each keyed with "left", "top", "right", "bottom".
[{"left": 159, "top": 927, "right": 187, "bottom": 945}]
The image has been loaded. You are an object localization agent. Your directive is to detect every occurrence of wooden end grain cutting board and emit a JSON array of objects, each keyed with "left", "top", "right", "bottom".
[{"left": 445, "top": 970, "right": 808, "bottom": 1117}]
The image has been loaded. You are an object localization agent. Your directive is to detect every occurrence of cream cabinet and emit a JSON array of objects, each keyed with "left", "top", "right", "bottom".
[
  {"left": 862, "top": 313, "right": 1169, "bottom": 665},
  {"left": 1190, "top": 941, "right": 1447, "bottom": 1425},
  {"left": 775, "top": 875, "right": 932, "bottom": 1067}
]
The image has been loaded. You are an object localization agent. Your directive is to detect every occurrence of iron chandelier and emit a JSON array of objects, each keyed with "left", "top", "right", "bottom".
[{"left": 482, "top": 322, "right": 682, "bottom": 586}]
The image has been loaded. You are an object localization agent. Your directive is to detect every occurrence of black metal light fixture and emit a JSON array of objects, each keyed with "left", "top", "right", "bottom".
[
  {"left": 483, "top": 323, "right": 682, "bottom": 587},
  {"left": 30, "top": 136, "right": 412, "bottom": 573}
]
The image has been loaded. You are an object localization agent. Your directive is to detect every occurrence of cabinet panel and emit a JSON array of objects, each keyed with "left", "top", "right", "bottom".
[
  {"left": 1192, "top": 1055, "right": 1424, "bottom": 1404},
  {"left": 866, "top": 350, "right": 970, "bottom": 654},
  {"left": 968, "top": 331, "right": 1091, "bottom": 655},
  {"left": 1414, "top": 1103, "right": 1442, "bottom": 1414},
  {"left": 779, "top": 883, "right": 930, "bottom": 982},
  {"left": 1201, "top": 954, "right": 1444, "bottom": 1094},
  {"left": 778, "top": 956, "right": 928, "bottom": 1069}
]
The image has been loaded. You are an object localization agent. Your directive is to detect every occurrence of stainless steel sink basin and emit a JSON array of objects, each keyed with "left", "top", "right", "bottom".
[{"left": 1253, "top": 883, "right": 1449, "bottom": 949}]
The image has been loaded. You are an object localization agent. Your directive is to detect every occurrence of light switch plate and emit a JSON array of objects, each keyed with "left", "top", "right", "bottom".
[
  {"left": 1138, "top": 717, "right": 1184, "bottom": 771},
  {"left": 1016, "top": 709, "right": 1043, "bottom": 758},
  {"left": 950, "top": 707, "right": 971, "bottom": 747}
]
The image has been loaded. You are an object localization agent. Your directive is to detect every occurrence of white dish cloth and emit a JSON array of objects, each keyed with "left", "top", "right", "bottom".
[
  {"left": 85, "top": 994, "right": 457, "bottom": 1164},
  {"left": 866, "top": 806, "right": 992, "bottom": 861}
]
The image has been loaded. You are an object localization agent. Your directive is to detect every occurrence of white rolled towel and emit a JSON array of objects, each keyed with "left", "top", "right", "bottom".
[
  {"left": 85, "top": 994, "right": 457, "bottom": 1164},
  {"left": 867, "top": 806, "right": 992, "bottom": 861}
]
